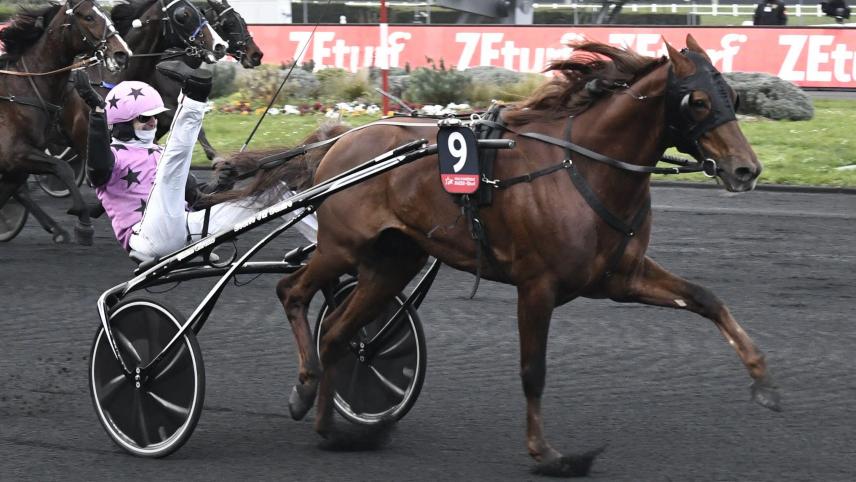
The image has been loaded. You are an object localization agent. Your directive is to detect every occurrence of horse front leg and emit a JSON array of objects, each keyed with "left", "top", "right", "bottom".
[
  {"left": 517, "top": 279, "right": 603, "bottom": 476},
  {"left": 197, "top": 127, "right": 218, "bottom": 161},
  {"left": 25, "top": 151, "right": 93, "bottom": 245},
  {"left": 613, "top": 256, "right": 781, "bottom": 411}
]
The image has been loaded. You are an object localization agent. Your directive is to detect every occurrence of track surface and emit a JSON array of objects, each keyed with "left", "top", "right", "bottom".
[{"left": 1, "top": 184, "right": 854, "bottom": 480}]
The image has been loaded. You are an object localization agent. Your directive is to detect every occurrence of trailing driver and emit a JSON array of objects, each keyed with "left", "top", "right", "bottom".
[
  {"left": 73, "top": 66, "right": 318, "bottom": 262},
  {"left": 753, "top": 0, "right": 788, "bottom": 25}
]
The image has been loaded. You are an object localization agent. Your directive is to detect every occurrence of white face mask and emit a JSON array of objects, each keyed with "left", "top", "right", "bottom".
[{"left": 134, "top": 128, "right": 156, "bottom": 145}]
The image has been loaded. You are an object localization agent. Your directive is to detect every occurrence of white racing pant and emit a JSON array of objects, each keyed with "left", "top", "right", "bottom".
[{"left": 128, "top": 95, "right": 317, "bottom": 259}]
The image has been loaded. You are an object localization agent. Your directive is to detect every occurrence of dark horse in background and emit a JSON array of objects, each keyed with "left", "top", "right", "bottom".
[
  {"left": 228, "top": 35, "right": 781, "bottom": 475},
  {"left": 53, "top": 0, "right": 229, "bottom": 208},
  {"left": 0, "top": 1, "right": 131, "bottom": 244},
  {"left": 47, "top": 0, "right": 261, "bottom": 210},
  {"left": 153, "top": 0, "right": 265, "bottom": 160}
]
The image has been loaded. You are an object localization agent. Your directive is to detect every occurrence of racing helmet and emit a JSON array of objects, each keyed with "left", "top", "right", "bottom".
[{"left": 104, "top": 81, "right": 169, "bottom": 125}]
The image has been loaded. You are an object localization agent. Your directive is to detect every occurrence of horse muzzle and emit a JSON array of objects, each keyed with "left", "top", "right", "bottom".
[
  {"left": 213, "top": 43, "right": 227, "bottom": 60},
  {"left": 107, "top": 51, "right": 129, "bottom": 72},
  {"left": 242, "top": 50, "right": 263, "bottom": 68},
  {"left": 718, "top": 159, "right": 761, "bottom": 192}
]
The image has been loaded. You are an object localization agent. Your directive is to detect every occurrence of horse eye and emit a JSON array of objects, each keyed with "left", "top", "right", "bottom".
[
  {"left": 84, "top": 15, "right": 95, "bottom": 22},
  {"left": 173, "top": 7, "right": 189, "bottom": 24},
  {"left": 692, "top": 99, "right": 707, "bottom": 108}
]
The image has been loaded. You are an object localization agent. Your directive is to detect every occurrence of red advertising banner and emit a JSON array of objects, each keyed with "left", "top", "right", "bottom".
[{"left": 248, "top": 25, "right": 856, "bottom": 89}]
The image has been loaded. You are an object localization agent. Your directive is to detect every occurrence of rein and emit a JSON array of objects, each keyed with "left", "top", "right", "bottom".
[
  {"left": 0, "top": 56, "right": 100, "bottom": 77},
  {"left": 472, "top": 118, "right": 717, "bottom": 180}
]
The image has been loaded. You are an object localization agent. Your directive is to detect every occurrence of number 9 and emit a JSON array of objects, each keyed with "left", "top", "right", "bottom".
[{"left": 448, "top": 132, "right": 468, "bottom": 172}]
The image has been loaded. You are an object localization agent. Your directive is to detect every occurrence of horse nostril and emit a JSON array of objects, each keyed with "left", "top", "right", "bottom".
[
  {"left": 252, "top": 52, "right": 262, "bottom": 65},
  {"left": 215, "top": 44, "right": 226, "bottom": 55},
  {"left": 114, "top": 51, "right": 129, "bottom": 66},
  {"left": 734, "top": 166, "right": 757, "bottom": 182}
]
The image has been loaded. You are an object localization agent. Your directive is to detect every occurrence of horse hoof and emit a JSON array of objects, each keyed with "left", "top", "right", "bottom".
[
  {"left": 751, "top": 377, "right": 782, "bottom": 412},
  {"left": 288, "top": 382, "right": 316, "bottom": 421},
  {"left": 317, "top": 416, "right": 397, "bottom": 452},
  {"left": 74, "top": 222, "right": 94, "bottom": 246},
  {"left": 532, "top": 445, "right": 605, "bottom": 477},
  {"left": 51, "top": 228, "right": 71, "bottom": 244}
]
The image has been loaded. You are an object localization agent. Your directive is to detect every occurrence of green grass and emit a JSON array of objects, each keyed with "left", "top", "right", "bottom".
[
  {"left": 193, "top": 111, "right": 380, "bottom": 163},
  {"left": 198, "top": 100, "right": 856, "bottom": 187}
]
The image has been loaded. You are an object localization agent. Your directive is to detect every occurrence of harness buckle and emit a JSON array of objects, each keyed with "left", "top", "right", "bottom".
[
  {"left": 481, "top": 175, "right": 499, "bottom": 187},
  {"left": 702, "top": 158, "right": 719, "bottom": 178},
  {"left": 562, "top": 159, "right": 573, "bottom": 168}
]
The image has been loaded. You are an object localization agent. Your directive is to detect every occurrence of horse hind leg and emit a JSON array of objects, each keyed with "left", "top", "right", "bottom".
[
  {"left": 13, "top": 187, "right": 71, "bottom": 243},
  {"left": 314, "top": 230, "right": 427, "bottom": 445},
  {"left": 276, "top": 249, "right": 352, "bottom": 421},
  {"left": 611, "top": 256, "right": 781, "bottom": 411}
]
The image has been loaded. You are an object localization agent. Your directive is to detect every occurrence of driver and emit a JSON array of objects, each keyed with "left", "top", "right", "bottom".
[{"left": 74, "top": 69, "right": 317, "bottom": 261}]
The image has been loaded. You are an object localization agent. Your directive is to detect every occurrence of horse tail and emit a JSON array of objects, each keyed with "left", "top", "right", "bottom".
[{"left": 203, "top": 122, "right": 350, "bottom": 208}]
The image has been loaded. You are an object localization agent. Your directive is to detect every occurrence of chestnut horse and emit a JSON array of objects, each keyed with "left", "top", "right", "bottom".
[
  {"left": 244, "top": 36, "right": 780, "bottom": 474},
  {"left": 0, "top": 1, "right": 131, "bottom": 244}
]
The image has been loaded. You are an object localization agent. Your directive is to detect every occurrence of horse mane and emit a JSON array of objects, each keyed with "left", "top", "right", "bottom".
[
  {"left": 201, "top": 123, "right": 351, "bottom": 208},
  {"left": 112, "top": 0, "right": 157, "bottom": 36},
  {"left": 0, "top": 3, "right": 62, "bottom": 61},
  {"left": 504, "top": 41, "right": 668, "bottom": 125}
]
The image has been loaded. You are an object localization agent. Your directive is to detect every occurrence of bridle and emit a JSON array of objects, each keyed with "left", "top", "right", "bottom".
[
  {"left": 205, "top": 3, "right": 253, "bottom": 60},
  {"left": 62, "top": 0, "right": 120, "bottom": 63},
  {"left": 161, "top": 0, "right": 210, "bottom": 55},
  {"left": 132, "top": 0, "right": 217, "bottom": 60},
  {"left": 664, "top": 49, "right": 740, "bottom": 175}
]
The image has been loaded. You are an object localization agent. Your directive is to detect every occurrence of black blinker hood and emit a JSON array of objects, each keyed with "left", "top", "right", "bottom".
[{"left": 665, "top": 50, "right": 736, "bottom": 157}]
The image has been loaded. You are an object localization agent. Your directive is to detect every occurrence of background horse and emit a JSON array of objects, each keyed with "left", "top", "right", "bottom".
[
  {"left": 51, "top": 0, "right": 255, "bottom": 205},
  {"left": 0, "top": 1, "right": 131, "bottom": 244},
  {"left": 53, "top": 0, "right": 228, "bottom": 205},
  {"left": 154, "top": 0, "right": 264, "bottom": 160},
  {"left": 249, "top": 35, "right": 779, "bottom": 475}
]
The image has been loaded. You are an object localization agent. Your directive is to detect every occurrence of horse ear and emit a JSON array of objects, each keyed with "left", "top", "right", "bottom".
[
  {"left": 685, "top": 34, "right": 712, "bottom": 64},
  {"left": 664, "top": 37, "right": 694, "bottom": 77}
]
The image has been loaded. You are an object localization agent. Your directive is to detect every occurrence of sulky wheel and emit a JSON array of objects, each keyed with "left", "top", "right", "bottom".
[
  {"left": 0, "top": 190, "right": 28, "bottom": 242},
  {"left": 37, "top": 145, "right": 85, "bottom": 198},
  {"left": 89, "top": 299, "right": 205, "bottom": 458},
  {"left": 315, "top": 278, "right": 426, "bottom": 425}
]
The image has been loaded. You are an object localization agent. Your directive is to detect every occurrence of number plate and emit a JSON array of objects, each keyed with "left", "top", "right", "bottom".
[{"left": 437, "top": 125, "right": 479, "bottom": 194}]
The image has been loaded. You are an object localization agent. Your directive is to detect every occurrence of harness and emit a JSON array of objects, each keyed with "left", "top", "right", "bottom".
[
  {"left": 0, "top": 1, "right": 112, "bottom": 128},
  {"left": 205, "top": 4, "right": 253, "bottom": 60},
  {"left": 127, "top": 0, "right": 215, "bottom": 63}
]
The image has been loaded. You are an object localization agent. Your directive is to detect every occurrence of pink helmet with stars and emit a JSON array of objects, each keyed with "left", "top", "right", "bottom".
[{"left": 104, "top": 81, "right": 169, "bottom": 125}]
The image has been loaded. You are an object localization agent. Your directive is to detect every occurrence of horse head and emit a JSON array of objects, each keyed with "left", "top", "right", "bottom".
[
  {"left": 61, "top": 0, "right": 131, "bottom": 71},
  {"left": 204, "top": 0, "right": 263, "bottom": 68},
  {"left": 664, "top": 34, "right": 761, "bottom": 192},
  {"left": 123, "top": 0, "right": 228, "bottom": 64}
]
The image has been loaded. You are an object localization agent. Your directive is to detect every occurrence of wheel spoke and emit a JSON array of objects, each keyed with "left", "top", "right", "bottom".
[
  {"left": 147, "top": 390, "right": 190, "bottom": 422},
  {"left": 374, "top": 330, "right": 414, "bottom": 360},
  {"left": 151, "top": 344, "right": 188, "bottom": 382},
  {"left": 135, "top": 391, "right": 153, "bottom": 447},
  {"left": 144, "top": 310, "right": 161, "bottom": 361},
  {"left": 115, "top": 330, "right": 142, "bottom": 364},
  {"left": 344, "top": 357, "right": 363, "bottom": 406},
  {"left": 98, "top": 374, "right": 127, "bottom": 405},
  {"left": 368, "top": 365, "right": 406, "bottom": 399}
]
